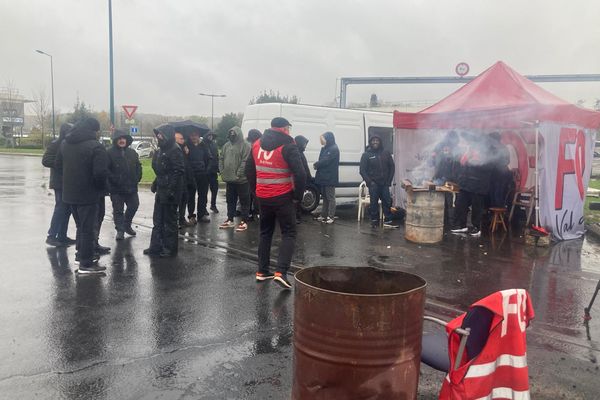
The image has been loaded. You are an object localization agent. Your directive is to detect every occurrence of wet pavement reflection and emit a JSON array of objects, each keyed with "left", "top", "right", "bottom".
[{"left": 1, "top": 154, "right": 599, "bottom": 398}]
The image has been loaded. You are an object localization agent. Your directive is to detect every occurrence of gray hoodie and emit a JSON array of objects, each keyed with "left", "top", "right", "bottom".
[{"left": 219, "top": 126, "right": 251, "bottom": 184}]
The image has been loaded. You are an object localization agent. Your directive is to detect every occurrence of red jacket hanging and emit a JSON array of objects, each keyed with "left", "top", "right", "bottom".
[
  {"left": 252, "top": 139, "right": 294, "bottom": 198},
  {"left": 439, "top": 289, "right": 535, "bottom": 400}
]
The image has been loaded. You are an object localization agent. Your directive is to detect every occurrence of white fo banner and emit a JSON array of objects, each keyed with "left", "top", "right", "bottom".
[{"left": 539, "top": 123, "right": 596, "bottom": 241}]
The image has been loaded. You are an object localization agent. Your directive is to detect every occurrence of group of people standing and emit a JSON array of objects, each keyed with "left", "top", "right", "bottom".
[
  {"left": 429, "top": 130, "right": 512, "bottom": 237},
  {"left": 44, "top": 118, "right": 142, "bottom": 273},
  {"left": 41, "top": 115, "right": 351, "bottom": 288}
]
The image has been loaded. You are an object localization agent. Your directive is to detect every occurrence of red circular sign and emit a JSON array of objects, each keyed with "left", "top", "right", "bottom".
[{"left": 455, "top": 62, "right": 470, "bottom": 77}]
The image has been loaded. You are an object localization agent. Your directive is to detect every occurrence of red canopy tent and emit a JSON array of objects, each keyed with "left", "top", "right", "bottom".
[
  {"left": 394, "top": 61, "right": 600, "bottom": 130},
  {"left": 393, "top": 61, "right": 600, "bottom": 240}
]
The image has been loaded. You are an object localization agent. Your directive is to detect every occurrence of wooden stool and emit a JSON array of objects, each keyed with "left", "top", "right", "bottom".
[{"left": 490, "top": 207, "right": 507, "bottom": 233}]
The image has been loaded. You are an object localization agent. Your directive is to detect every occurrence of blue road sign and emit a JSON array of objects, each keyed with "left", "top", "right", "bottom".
[{"left": 130, "top": 126, "right": 138, "bottom": 134}]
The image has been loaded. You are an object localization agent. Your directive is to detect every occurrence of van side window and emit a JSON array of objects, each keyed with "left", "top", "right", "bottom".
[{"left": 368, "top": 127, "right": 394, "bottom": 154}]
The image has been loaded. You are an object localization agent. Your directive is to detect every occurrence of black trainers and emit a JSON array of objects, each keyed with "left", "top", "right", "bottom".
[
  {"left": 469, "top": 227, "right": 481, "bottom": 237},
  {"left": 256, "top": 271, "right": 275, "bottom": 282},
  {"left": 124, "top": 227, "right": 137, "bottom": 236},
  {"left": 143, "top": 247, "right": 161, "bottom": 256},
  {"left": 274, "top": 272, "right": 292, "bottom": 289},
  {"left": 95, "top": 244, "right": 111, "bottom": 254},
  {"left": 46, "top": 237, "right": 65, "bottom": 247},
  {"left": 451, "top": 227, "right": 469, "bottom": 234},
  {"left": 210, "top": 206, "right": 219, "bottom": 214},
  {"left": 74, "top": 253, "right": 100, "bottom": 264},
  {"left": 57, "top": 237, "right": 77, "bottom": 246},
  {"left": 77, "top": 264, "right": 106, "bottom": 275}
]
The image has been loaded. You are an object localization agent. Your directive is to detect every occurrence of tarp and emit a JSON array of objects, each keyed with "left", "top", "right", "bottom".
[
  {"left": 394, "top": 61, "right": 600, "bottom": 130},
  {"left": 392, "top": 61, "right": 600, "bottom": 241}
]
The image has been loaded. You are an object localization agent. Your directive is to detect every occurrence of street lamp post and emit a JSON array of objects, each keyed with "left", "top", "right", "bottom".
[
  {"left": 35, "top": 49, "right": 55, "bottom": 140},
  {"left": 198, "top": 93, "right": 226, "bottom": 130},
  {"left": 108, "top": 0, "right": 115, "bottom": 128}
]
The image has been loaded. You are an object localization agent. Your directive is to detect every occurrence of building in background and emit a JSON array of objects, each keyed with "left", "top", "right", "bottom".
[{"left": 1, "top": 87, "right": 32, "bottom": 145}]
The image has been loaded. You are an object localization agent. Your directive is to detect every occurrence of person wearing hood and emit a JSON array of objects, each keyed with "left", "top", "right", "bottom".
[
  {"left": 42, "top": 122, "right": 76, "bottom": 247},
  {"left": 430, "top": 130, "right": 461, "bottom": 229},
  {"left": 187, "top": 130, "right": 212, "bottom": 223},
  {"left": 107, "top": 129, "right": 142, "bottom": 240},
  {"left": 313, "top": 131, "right": 340, "bottom": 223},
  {"left": 144, "top": 125, "right": 185, "bottom": 257},
  {"left": 175, "top": 131, "right": 196, "bottom": 228},
  {"left": 451, "top": 132, "right": 492, "bottom": 238},
  {"left": 219, "top": 126, "right": 251, "bottom": 231},
  {"left": 204, "top": 131, "right": 220, "bottom": 214},
  {"left": 55, "top": 117, "right": 109, "bottom": 274},
  {"left": 294, "top": 134, "right": 312, "bottom": 223},
  {"left": 359, "top": 134, "right": 395, "bottom": 227},
  {"left": 246, "top": 129, "right": 263, "bottom": 220},
  {"left": 246, "top": 117, "right": 306, "bottom": 289}
]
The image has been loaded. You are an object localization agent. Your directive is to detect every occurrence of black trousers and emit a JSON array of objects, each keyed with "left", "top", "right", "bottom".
[
  {"left": 111, "top": 192, "right": 139, "bottom": 231},
  {"left": 453, "top": 190, "right": 485, "bottom": 230},
  {"left": 178, "top": 187, "right": 189, "bottom": 223},
  {"left": 226, "top": 182, "right": 250, "bottom": 221},
  {"left": 149, "top": 196, "right": 179, "bottom": 254},
  {"left": 257, "top": 193, "right": 296, "bottom": 275},
  {"left": 189, "top": 174, "right": 209, "bottom": 217},
  {"left": 208, "top": 173, "right": 219, "bottom": 208},
  {"left": 47, "top": 189, "right": 71, "bottom": 240},
  {"left": 95, "top": 196, "right": 106, "bottom": 244},
  {"left": 71, "top": 203, "right": 98, "bottom": 267}
]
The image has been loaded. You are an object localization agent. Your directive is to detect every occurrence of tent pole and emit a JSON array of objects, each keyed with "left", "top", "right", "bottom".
[{"left": 535, "top": 121, "right": 540, "bottom": 227}]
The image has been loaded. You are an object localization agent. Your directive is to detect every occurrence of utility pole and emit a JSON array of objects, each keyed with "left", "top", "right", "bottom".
[
  {"left": 108, "top": 0, "right": 115, "bottom": 129},
  {"left": 198, "top": 93, "right": 226, "bottom": 130}
]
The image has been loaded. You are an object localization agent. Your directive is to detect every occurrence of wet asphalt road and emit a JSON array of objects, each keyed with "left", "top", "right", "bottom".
[{"left": 0, "top": 154, "right": 599, "bottom": 399}]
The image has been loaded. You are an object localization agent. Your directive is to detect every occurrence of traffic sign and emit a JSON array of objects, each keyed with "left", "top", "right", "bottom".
[
  {"left": 130, "top": 126, "right": 139, "bottom": 134},
  {"left": 122, "top": 105, "right": 138, "bottom": 119},
  {"left": 455, "top": 62, "right": 470, "bottom": 77}
]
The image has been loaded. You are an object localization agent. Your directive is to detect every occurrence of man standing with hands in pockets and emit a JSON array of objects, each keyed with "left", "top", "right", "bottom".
[{"left": 246, "top": 117, "right": 306, "bottom": 289}]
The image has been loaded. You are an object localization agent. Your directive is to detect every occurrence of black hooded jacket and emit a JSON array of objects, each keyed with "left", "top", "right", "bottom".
[
  {"left": 245, "top": 128, "right": 306, "bottom": 201},
  {"left": 107, "top": 130, "right": 142, "bottom": 194},
  {"left": 188, "top": 139, "right": 211, "bottom": 175},
  {"left": 294, "top": 135, "right": 312, "bottom": 182},
  {"left": 359, "top": 134, "right": 395, "bottom": 187},
  {"left": 42, "top": 123, "right": 72, "bottom": 190},
  {"left": 455, "top": 134, "right": 493, "bottom": 195},
  {"left": 314, "top": 131, "right": 340, "bottom": 186},
  {"left": 203, "top": 133, "right": 219, "bottom": 174},
  {"left": 177, "top": 142, "right": 196, "bottom": 188},
  {"left": 152, "top": 125, "right": 185, "bottom": 204},
  {"left": 56, "top": 118, "right": 109, "bottom": 205}
]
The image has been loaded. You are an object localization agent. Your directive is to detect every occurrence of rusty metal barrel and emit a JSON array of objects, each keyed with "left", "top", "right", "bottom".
[
  {"left": 405, "top": 188, "right": 445, "bottom": 244},
  {"left": 293, "top": 266, "right": 427, "bottom": 400}
]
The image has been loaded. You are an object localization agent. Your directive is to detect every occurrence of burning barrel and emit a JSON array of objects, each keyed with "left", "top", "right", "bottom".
[
  {"left": 293, "top": 266, "right": 427, "bottom": 400},
  {"left": 404, "top": 183, "right": 446, "bottom": 244}
]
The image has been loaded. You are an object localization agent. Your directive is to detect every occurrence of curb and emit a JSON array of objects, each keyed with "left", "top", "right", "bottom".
[
  {"left": 0, "top": 151, "right": 43, "bottom": 157},
  {"left": 586, "top": 223, "right": 600, "bottom": 241}
]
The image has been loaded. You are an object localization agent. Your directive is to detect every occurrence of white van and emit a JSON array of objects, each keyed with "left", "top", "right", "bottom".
[{"left": 241, "top": 103, "right": 393, "bottom": 212}]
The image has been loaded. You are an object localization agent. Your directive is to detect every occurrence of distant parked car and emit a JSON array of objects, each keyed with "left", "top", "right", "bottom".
[{"left": 131, "top": 140, "right": 155, "bottom": 158}]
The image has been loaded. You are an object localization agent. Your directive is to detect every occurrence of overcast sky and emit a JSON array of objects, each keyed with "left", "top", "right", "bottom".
[{"left": 2, "top": 0, "right": 600, "bottom": 117}]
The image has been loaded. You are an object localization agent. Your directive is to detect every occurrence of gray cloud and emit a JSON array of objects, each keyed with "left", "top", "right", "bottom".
[{"left": 2, "top": 0, "right": 599, "bottom": 116}]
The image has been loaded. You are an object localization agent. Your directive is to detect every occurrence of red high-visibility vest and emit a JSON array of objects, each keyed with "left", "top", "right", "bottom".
[
  {"left": 439, "top": 289, "right": 535, "bottom": 400},
  {"left": 252, "top": 140, "right": 294, "bottom": 198}
]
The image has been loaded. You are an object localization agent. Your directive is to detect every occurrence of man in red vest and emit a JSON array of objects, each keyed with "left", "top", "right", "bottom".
[{"left": 245, "top": 117, "right": 307, "bottom": 289}]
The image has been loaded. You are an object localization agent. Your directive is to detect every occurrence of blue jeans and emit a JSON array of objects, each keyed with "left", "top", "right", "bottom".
[
  {"left": 368, "top": 183, "right": 392, "bottom": 222},
  {"left": 47, "top": 189, "right": 72, "bottom": 240}
]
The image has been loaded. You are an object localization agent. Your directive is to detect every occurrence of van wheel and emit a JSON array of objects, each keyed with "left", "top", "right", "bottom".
[{"left": 301, "top": 185, "right": 320, "bottom": 213}]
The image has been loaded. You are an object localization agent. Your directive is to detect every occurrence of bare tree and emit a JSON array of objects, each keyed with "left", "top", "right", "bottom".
[{"left": 31, "top": 88, "right": 50, "bottom": 148}]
